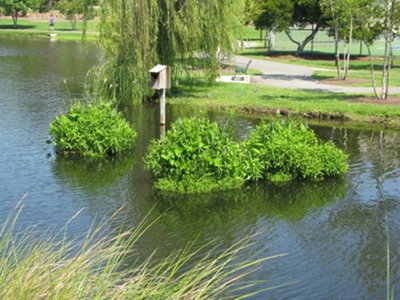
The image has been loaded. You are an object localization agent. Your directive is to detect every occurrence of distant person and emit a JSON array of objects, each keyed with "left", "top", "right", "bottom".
[{"left": 49, "top": 14, "right": 55, "bottom": 31}]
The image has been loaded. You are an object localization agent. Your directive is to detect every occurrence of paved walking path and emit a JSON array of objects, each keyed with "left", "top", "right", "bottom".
[{"left": 235, "top": 55, "right": 400, "bottom": 94}]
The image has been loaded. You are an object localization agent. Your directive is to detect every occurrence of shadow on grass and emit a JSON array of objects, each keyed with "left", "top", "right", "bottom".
[
  {"left": 239, "top": 49, "right": 398, "bottom": 66},
  {"left": 313, "top": 74, "right": 335, "bottom": 81},
  {"left": 168, "top": 78, "right": 220, "bottom": 99},
  {"left": 56, "top": 28, "right": 81, "bottom": 32},
  {"left": 0, "top": 24, "right": 35, "bottom": 29},
  {"left": 258, "top": 91, "right": 361, "bottom": 103}
]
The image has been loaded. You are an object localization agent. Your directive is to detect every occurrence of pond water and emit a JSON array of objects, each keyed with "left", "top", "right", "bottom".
[{"left": 1, "top": 36, "right": 400, "bottom": 299}]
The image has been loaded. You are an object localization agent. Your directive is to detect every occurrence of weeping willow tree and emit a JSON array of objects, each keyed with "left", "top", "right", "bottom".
[{"left": 85, "top": 0, "right": 244, "bottom": 104}]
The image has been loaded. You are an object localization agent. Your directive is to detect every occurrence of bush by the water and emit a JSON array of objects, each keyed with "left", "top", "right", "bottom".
[
  {"left": 245, "top": 121, "right": 349, "bottom": 181},
  {"left": 145, "top": 118, "right": 348, "bottom": 193},
  {"left": 144, "top": 117, "right": 259, "bottom": 193},
  {"left": 49, "top": 100, "right": 137, "bottom": 157}
]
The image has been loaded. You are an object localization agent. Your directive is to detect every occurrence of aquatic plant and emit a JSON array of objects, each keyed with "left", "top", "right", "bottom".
[
  {"left": 144, "top": 117, "right": 259, "bottom": 193},
  {"left": 244, "top": 120, "right": 349, "bottom": 181},
  {"left": 49, "top": 100, "right": 137, "bottom": 157},
  {"left": 0, "top": 201, "right": 279, "bottom": 299},
  {"left": 145, "top": 118, "right": 348, "bottom": 192}
]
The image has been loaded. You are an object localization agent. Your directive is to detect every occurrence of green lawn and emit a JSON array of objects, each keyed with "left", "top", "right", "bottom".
[
  {"left": 168, "top": 78, "right": 400, "bottom": 129},
  {"left": 312, "top": 60, "right": 400, "bottom": 87},
  {"left": 237, "top": 26, "right": 400, "bottom": 88},
  {"left": 0, "top": 17, "right": 99, "bottom": 40},
  {"left": 239, "top": 26, "right": 400, "bottom": 57}
]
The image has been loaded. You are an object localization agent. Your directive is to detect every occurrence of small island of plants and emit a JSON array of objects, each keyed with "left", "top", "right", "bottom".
[
  {"left": 49, "top": 100, "right": 137, "bottom": 157},
  {"left": 145, "top": 117, "right": 348, "bottom": 193}
]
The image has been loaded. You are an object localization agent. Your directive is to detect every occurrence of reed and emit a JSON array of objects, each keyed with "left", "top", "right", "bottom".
[{"left": 0, "top": 199, "right": 283, "bottom": 299}]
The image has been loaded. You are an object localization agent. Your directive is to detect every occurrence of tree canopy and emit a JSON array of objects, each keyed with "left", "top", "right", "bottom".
[
  {"left": 57, "top": 0, "right": 84, "bottom": 30},
  {"left": 251, "top": 0, "right": 330, "bottom": 56},
  {"left": 253, "top": 0, "right": 293, "bottom": 32},
  {"left": 0, "top": 0, "right": 40, "bottom": 28},
  {"left": 86, "top": 0, "right": 244, "bottom": 105}
]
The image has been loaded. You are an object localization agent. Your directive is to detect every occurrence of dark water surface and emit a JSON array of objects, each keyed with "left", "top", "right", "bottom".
[{"left": 1, "top": 36, "right": 400, "bottom": 299}]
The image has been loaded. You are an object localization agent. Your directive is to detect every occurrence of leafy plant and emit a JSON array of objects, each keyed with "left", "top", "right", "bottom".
[
  {"left": 145, "top": 117, "right": 348, "bottom": 193},
  {"left": 244, "top": 120, "right": 349, "bottom": 181},
  {"left": 144, "top": 117, "right": 258, "bottom": 193},
  {"left": 49, "top": 100, "right": 137, "bottom": 157}
]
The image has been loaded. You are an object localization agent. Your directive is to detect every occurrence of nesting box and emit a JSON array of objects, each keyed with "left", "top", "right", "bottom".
[{"left": 149, "top": 65, "right": 171, "bottom": 90}]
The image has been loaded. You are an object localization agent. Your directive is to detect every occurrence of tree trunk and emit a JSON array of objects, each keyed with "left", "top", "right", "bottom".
[
  {"left": 71, "top": 16, "right": 77, "bottom": 30},
  {"left": 383, "top": 0, "right": 396, "bottom": 100},
  {"left": 285, "top": 24, "right": 320, "bottom": 57},
  {"left": 260, "top": 28, "right": 262, "bottom": 42},
  {"left": 382, "top": 32, "right": 388, "bottom": 99},
  {"left": 12, "top": 12, "right": 18, "bottom": 29},
  {"left": 363, "top": 33, "right": 380, "bottom": 100},
  {"left": 330, "top": 0, "right": 340, "bottom": 77},
  {"left": 385, "top": 39, "right": 393, "bottom": 99},
  {"left": 342, "top": 15, "right": 353, "bottom": 80},
  {"left": 334, "top": 24, "right": 341, "bottom": 80},
  {"left": 268, "top": 31, "right": 271, "bottom": 51},
  {"left": 264, "top": 29, "right": 268, "bottom": 49}
]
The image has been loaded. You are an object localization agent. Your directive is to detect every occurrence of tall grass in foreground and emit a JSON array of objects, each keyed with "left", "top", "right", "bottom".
[{"left": 0, "top": 199, "right": 285, "bottom": 299}]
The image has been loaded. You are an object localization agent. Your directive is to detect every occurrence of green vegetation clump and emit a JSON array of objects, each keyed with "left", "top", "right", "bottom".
[
  {"left": 50, "top": 100, "right": 137, "bottom": 157},
  {"left": 144, "top": 117, "right": 257, "bottom": 193},
  {"left": 145, "top": 117, "right": 348, "bottom": 193},
  {"left": 245, "top": 120, "right": 349, "bottom": 181}
]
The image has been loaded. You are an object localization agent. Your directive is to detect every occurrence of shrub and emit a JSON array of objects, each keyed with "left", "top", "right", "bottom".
[
  {"left": 244, "top": 120, "right": 348, "bottom": 181},
  {"left": 144, "top": 117, "right": 258, "bottom": 193},
  {"left": 49, "top": 100, "right": 137, "bottom": 157},
  {"left": 145, "top": 118, "right": 348, "bottom": 193}
]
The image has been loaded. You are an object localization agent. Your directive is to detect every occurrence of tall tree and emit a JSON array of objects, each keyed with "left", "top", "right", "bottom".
[
  {"left": 253, "top": 0, "right": 293, "bottom": 49},
  {"left": 321, "top": 0, "right": 363, "bottom": 80},
  {"left": 380, "top": 0, "right": 400, "bottom": 99},
  {"left": 285, "top": 0, "right": 330, "bottom": 56},
  {"left": 57, "top": 0, "right": 84, "bottom": 30},
  {"left": 0, "top": 0, "right": 40, "bottom": 28},
  {"left": 86, "top": 0, "right": 244, "bottom": 105},
  {"left": 252, "top": 0, "right": 329, "bottom": 56},
  {"left": 357, "top": 0, "right": 399, "bottom": 100}
]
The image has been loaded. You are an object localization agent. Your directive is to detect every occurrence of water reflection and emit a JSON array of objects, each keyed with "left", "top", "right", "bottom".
[
  {"left": 52, "top": 154, "right": 136, "bottom": 190},
  {"left": 2, "top": 36, "right": 400, "bottom": 299},
  {"left": 153, "top": 179, "right": 347, "bottom": 223}
]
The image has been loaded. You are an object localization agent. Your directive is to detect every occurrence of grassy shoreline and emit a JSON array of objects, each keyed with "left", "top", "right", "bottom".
[
  {"left": 0, "top": 17, "right": 99, "bottom": 41},
  {"left": 2, "top": 19, "right": 399, "bottom": 130},
  {"left": 168, "top": 79, "right": 400, "bottom": 130}
]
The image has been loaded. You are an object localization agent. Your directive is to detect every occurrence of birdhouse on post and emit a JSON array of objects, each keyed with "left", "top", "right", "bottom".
[
  {"left": 149, "top": 65, "right": 171, "bottom": 136},
  {"left": 149, "top": 65, "right": 171, "bottom": 90}
]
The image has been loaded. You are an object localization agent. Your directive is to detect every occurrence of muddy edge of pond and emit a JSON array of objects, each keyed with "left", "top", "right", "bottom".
[{"left": 207, "top": 105, "right": 400, "bottom": 131}]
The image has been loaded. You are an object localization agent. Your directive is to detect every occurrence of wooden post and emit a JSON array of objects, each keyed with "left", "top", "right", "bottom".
[
  {"left": 160, "top": 88, "right": 166, "bottom": 125},
  {"left": 160, "top": 88, "right": 166, "bottom": 137},
  {"left": 160, "top": 124, "right": 166, "bottom": 137},
  {"left": 149, "top": 64, "right": 171, "bottom": 138}
]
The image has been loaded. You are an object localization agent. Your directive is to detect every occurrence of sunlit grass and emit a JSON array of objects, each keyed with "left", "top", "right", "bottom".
[
  {"left": 313, "top": 63, "right": 400, "bottom": 87},
  {"left": 168, "top": 77, "right": 400, "bottom": 128},
  {"left": 238, "top": 26, "right": 400, "bottom": 57},
  {"left": 0, "top": 198, "right": 285, "bottom": 299},
  {"left": 0, "top": 18, "right": 99, "bottom": 41}
]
